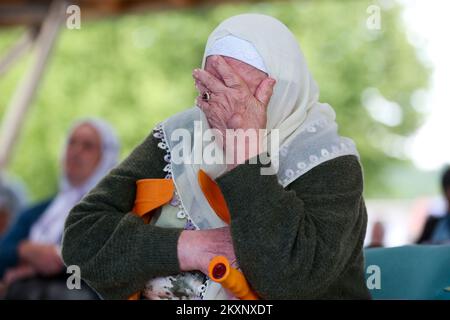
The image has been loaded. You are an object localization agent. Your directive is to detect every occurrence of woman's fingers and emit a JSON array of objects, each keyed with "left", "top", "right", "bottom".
[
  {"left": 193, "top": 68, "right": 225, "bottom": 93},
  {"left": 255, "top": 77, "right": 276, "bottom": 107},
  {"left": 209, "top": 55, "right": 245, "bottom": 89},
  {"left": 194, "top": 60, "right": 274, "bottom": 136},
  {"left": 195, "top": 81, "right": 233, "bottom": 121},
  {"left": 194, "top": 79, "right": 208, "bottom": 96},
  {"left": 195, "top": 96, "right": 210, "bottom": 111},
  {"left": 195, "top": 81, "right": 221, "bottom": 106}
]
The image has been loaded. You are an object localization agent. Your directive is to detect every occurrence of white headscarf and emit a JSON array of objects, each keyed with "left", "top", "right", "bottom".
[
  {"left": 201, "top": 13, "right": 337, "bottom": 148},
  {"left": 204, "top": 35, "right": 268, "bottom": 73},
  {"left": 199, "top": 14, "right": 358, "bottom": 185},
  {"left": 29, "top": 119, "right": 120, "bottom": 245}
]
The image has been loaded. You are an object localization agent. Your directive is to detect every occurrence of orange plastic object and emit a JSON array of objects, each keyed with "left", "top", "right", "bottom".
[
  {"left": 128, "top": 178, "right": 175, "bottom": 300},
  {"left": 133, "top": 179, "right": 174, "bottom": 223},
  {"left": 128, "top": 292, "right": 141, "bottom": 300},
  {"left": 198, "top": 170, "right": 231, "bottom": 224},
  {"left": 208, "top": 256, "right": 258, "bottom": 300}
]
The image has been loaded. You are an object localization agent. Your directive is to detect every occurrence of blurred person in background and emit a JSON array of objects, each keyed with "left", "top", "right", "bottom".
[
  {"left": 366, "top": 221, "right": 385, "bottom": 248},
  {"left": 0, "top": 119, "right": 119, "bottom": 299},
  {"left": 0, "top": 174, "right": 27, "bottom": 240},
  {"left": 417, "top": 166, "right": 450, "bottom": 244}
]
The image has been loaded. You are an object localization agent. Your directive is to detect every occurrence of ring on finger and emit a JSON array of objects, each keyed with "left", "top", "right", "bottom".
[{"left": 202, "top": 91, "right": 211, "bottom": 102}]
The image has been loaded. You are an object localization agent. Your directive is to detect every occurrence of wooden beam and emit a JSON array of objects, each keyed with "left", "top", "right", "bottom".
[
  {"left": 0, "top": 25, "right": 39, "bottom": 76},
  {"left": 0, "top": 0, "right": 66, "bottom": 169},
  {"left": 0, "top": 0, "right": 265, "bottom": 26},
  {"left": 0, "top": 3, "right": 49, "bottom": 26}
]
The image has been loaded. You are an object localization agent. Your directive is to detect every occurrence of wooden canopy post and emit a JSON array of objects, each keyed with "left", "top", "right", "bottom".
[
  {"left": 0, "top": 0, "right": 66, "bottom": 170},
  {"left": 0, "top": 26, "right": 39, "bottom": 77}
]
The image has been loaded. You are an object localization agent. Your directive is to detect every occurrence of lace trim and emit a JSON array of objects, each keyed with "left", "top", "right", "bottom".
[
  {"left": 279, "top": 141, "right": 355, "bottom": 186},
  {"left": 153, "top": 124, "right": 198, "bottom": 230},
  {"left": 153, "top": 125, "right": 172, "bottom": 180},
  {"left": 278, "top": 119, "right": 358, "bottom": 186},
  {"left": 153, "top": 124, "right": 209, "bottom": 299}
]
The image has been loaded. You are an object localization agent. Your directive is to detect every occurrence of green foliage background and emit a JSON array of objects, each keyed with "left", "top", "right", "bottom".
[{"left": 0, "top": 0, "right": 430, "bottom": 201}]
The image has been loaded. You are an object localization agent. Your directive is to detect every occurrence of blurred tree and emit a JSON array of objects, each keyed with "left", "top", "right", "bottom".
[{"left": 0, "top": 0, "right": 430, "bottom": 200}]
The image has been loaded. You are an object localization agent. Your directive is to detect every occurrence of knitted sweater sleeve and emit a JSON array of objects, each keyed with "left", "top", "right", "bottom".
[
  {"left": 62, "top": 133, "right": 183, "bottom": 300},
  {"left": 63, "top": 128, "right": 369, "bottom": 300},
  {"left": 216, "top": 155, "right": 370, "bottom": 299}
]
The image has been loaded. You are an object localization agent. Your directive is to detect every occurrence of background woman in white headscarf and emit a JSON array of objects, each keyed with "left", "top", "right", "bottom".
[
  {"left": 0, "top": 174, "right": 27, "bottom": 240},
  {"left": 63, "top": 14, "right": 370, "bottom": 300},
  {"left": 0, "top": 119, "right": 119, "bottom": 299}
]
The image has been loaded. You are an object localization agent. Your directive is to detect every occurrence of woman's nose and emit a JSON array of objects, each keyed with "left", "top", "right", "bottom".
[{"left": 68, "top": 142, "right": 85, "bottom": 157}]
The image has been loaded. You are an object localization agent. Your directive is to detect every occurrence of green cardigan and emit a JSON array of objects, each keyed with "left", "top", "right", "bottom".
[{"left": 62, "top": 132, "right": 371, "bottom": 300}]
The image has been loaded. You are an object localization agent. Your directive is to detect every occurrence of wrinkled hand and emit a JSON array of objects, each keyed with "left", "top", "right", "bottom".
[
  {"left": 193, "top": 56, "right": 276, "bottom": 167},
  {"left": 178, "top": 227, "right": 236, "bottom": 276},
  {"left": 18, "top": 241, "right": 64, "bottom": 276}
]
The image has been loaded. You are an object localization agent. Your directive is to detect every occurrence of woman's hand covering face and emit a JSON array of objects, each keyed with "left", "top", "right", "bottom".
[
  {"left": 193, "top": 55, "right": 275, "bottom": 136},
  {"left": 193, "top": 56, "right": 276, "bottom": 167}
]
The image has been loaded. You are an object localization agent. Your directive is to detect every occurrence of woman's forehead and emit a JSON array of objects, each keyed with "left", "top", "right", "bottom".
[{"left": 70, "top": 123, "right": 100, "bottom": 141}]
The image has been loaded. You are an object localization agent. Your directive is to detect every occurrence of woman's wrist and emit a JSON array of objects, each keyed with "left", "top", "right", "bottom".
[
  {"left": 225, "top": 129, "right": 265, "bottom": 171},
  {"left": 177, "top": 230, "right": 200, "bottom": 272}
]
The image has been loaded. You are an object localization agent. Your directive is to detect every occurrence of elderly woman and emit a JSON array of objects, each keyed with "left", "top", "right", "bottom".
[
  {"left": 63, "top": 14, "right": 370, "bottom": 300},
  {"left": 0, "top": 119, "right": 119, "bottom": 299},
  {"left": 0, "top": 175, "right": 27, "bottom": 240}
]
